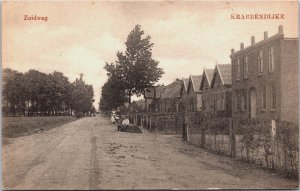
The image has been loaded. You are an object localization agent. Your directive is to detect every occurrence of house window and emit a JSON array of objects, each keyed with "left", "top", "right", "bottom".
[
  {"left": 193, "top": 100, "right": 195, "bottom": 111},
  {"left": 237, "top": 59, "right": 240, "bottom": 80},
  {"left": 258, "top": 50, "right": 263, "bottom": 74},
  {"left": 215, "top": 93, "right": 218, "bottom": 111},
  {"left": 235, "top": 90, "right": 240, "bottom": 111},
  {"left": 219, "top": 92, "right": 222, "bottom": 110},
  {"left": 221, "top": 91, "right": 225, "bottom": 110},
  {"left": 241, "top": 91, "right": 247, "bottom": 111},
  {"left": 243, "top": 56, "right": 248, "bottom": 78},
  {"left": 203, "top": 95, "right": 206, "bottom": 110},
  {"left": 261, "top": 87, "right": 266, "bottom": 110},
  {"left": 269, "top": 47, "right": 275, "bottom": 72},
  {"left": 271, "top": 85, "right": 276, "bottom": 110},
  {"left": 241, "top": 93, "right": 244, "bottom": 111}
]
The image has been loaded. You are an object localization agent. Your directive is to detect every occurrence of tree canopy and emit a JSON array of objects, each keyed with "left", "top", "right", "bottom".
[
  {"left": 102, "top": 24, "right": 164, "bottom": 112},
  {"left": 2, "top": 68, "right": 95, "bottom": 117}
]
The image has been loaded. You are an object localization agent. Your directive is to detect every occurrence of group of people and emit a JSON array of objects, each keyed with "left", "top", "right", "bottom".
[{"left": 111, "top": 111, "right": 130, "bottom": 131}]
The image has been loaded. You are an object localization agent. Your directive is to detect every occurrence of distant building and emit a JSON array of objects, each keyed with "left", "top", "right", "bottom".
[
  {"left": 230, "top": 25, "right": 299, "bottom": 124},
  {"left": 210, "top": 64, "right": 232, "bottom": 117},
  {"left": 144, "top": 87, "right": 155, "bottom": 112},
  {"left": 158, "top": 79, "right": 182, "bottom": 113},
  {"left": 130, "top": 100, "right": 146, "bottom": 113},
  {"left": 179, "top": 78, "right": 190, "bottom": 111},
  {"left": 200, "top": 68, "right": 215, "bottom": 115},
  {"left": 186, "top": 75, "right": 203, "bottom": 112}
]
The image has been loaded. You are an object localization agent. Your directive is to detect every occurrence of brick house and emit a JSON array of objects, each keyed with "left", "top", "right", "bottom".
[
  {"left": 230, "top": 25, "right": 298, "bottom": 124},
  {"left": 144, "top": 87, "right": 155, "bottom": 112},
  {"left": 129, "top": 100, "right": 146, "bottom": 113},
  {"left": 179, "top": 78, "right": 190, "bottom": 111},
  {"left": 200, "top": 68, "right": 215, "bottom": 115},
  {"left": 210, "top": 64, "right": 232, "bottom": 117},
  {"left": 145, "top": 85, "right": 166, "bottom": 112},
  {"left": 158, "top": 79, "right": 182, "bottom": 113},
  {"left": 186, "top": 75, "right": 203, "bottom": 112}
]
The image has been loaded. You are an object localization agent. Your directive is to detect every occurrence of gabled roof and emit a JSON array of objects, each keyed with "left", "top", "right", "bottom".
[
  {"left": 216, "top": 64, "right": 232, "bottom": 86},
  {"left": 170, "top": 85, "right": 182, "bottom": 98},
  {"left": 189, "top": 75, "right": 202, "bottom": 93},
  {"left": 200, "top": 68, "right": 214, "bottom": 90},
  {"left": 205, "top": 69, "right": 214, "bottom": 85},
  {"left": 160, "top": 79, "right": 182, "bottom": 99},
  {"left": 182, "top": 78, "right": 189, "bottom": 92}
]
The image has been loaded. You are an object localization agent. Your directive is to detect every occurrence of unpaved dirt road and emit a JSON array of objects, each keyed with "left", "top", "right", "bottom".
[{"left": 2, "top": 115, "right": 299, "bottom": 189}]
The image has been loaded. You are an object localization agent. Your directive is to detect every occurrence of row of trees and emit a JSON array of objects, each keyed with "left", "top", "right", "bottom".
[
  {"left": 99, "top": 25, "right": 164, "bottom": 113},
  {"left": 3, "top": 68, "right": 95, "bottom": 117}
]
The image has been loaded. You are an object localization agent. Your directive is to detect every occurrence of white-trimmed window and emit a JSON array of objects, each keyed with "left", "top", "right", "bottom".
[
  {"left": 258, "top": 50, "right": 263, "bottom": 74},
  {"left": 241, "top": 93, "right": 245, "bottom": 111},
  {"left": 217, "top": 92, "right": 222, "bottom": 110},
  {"left": 261, "top": 87, "right": 266, "bottom": 110},
  {"left": 235, "top": 90, "right": 240, "bottom": 111},
  {"left": 214, "top": 93, "right": 217, "bottom": 111},
  {"left": 270, "top": 85, "right": 276, "bottom": 110},
  {"left": 221, "top": 91, "right": 225, "bottom": 110},
  {"left": 243, "top": 56, "right": 248, "bottom": 78},
  {"left": 241, "top": 91, "right": 247, "bottom": 111},
  {"left": 237, "top": 59, "right": 240, "bottom": 80},
  {"left": 269, "top": 47, "right": 275, "bottom": 72}
]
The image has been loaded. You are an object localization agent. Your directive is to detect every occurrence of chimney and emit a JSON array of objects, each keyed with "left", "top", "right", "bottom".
[
  {"left": 80, "top": 73, "right": 83, "bottom": 80},
  {"left": 231, "top": 48, "right": 235, "bottom": 54},
  {"left": 240, "top": 43, "right": 244, "bottom": 50},
  {"left": 264, "top": 31, "right": 268, "bottom": 40},
  {"left": 251, "top": 36, "right": 255, "bottom": 45},
  {"left": 278, "top": 25, "right": 283, "bottom": 34}
]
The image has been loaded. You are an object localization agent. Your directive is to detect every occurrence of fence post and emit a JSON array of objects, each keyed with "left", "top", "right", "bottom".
[
  {"left": 156, "top": 114, "right": 158, "bottom": 131},
  {"left": 271, "top": 120, "right": 276, "bottom": 169},
  {"left": 186, "top": 122, "right": 190, "bottom": 142},
  {"left": 141, "top": 115, "right": 143, "bottom": 128},
  {"left": 201, "top": 118, "right": 206, "bottom": 148},
  {"left": 150, "top": 116, "right": 152, "bottom": 131},
  {"left": 229, "top": 118, "right": 236, "bottom": 157}
]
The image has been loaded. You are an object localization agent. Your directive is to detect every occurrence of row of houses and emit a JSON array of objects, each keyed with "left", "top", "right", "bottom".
[{"left": 141, "top": 25, "right": 298, "bottom": 124}]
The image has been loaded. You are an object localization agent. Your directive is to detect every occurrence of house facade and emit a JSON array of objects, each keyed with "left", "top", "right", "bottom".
[
  {"left": 210, "top": 64, "right": 232, "bottom": 117},
  {"left": 145, "top": 85, "right": 166, "bottom": 113},
  {"left": 230, "top": 25, "right": 299, "bottom": 124},
  {"left": 158, "top": 79, "right": 182, "bottom": 113},
  {"left": 179, "top": 78, "right": 189, "bottom": 112},
  {"left": 200, "top": 68, "right": 215, "bottom": 115},
  {"left": 186, "top": 75, "right": 203, "bottom": 112},
  {"left": 144, "top": 87, "right": 155, "bottom": 112}
]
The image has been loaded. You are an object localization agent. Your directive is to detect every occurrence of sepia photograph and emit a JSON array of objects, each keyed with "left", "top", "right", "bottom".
[{"left": 2, "top": 1, "right": 299, "bottom": 190}]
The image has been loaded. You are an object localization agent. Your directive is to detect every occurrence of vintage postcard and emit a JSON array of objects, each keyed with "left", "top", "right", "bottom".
[{"left": 2, "top": 1, "right": 299, "bottom": 190}]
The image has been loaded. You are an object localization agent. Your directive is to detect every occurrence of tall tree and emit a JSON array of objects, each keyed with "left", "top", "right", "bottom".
[
  {"left": 104, "top": 24, "right": 164, "bottom": 104},
  {"left": 99, "top": 76, "right": 127, "bottom": 112},
  {"left": 71, "top": 75, "right": 95, "bottom": 116}
]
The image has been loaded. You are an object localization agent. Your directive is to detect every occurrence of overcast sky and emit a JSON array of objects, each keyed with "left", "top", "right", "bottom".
[{"left": 3, "top": 1, "right": 298, "bottom": 108}]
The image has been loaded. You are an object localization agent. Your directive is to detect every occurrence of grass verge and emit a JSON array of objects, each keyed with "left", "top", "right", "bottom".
[{"left": 2, "top": 116, "right": 78, "bottom": 140}]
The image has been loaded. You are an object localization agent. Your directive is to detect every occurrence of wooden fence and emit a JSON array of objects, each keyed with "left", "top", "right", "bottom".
[{"left": 130, "top": 112, "right": 299, "bottom": 176}]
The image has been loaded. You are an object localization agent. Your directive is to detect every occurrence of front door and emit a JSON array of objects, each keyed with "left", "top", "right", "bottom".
[{"left": 250, "top": 88, "right": 256, "bottom": 118}]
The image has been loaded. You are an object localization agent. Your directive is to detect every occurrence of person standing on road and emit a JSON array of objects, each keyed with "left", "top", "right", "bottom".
[{"left": 111, "top": 111, "right": 116, "bottom": 124}]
